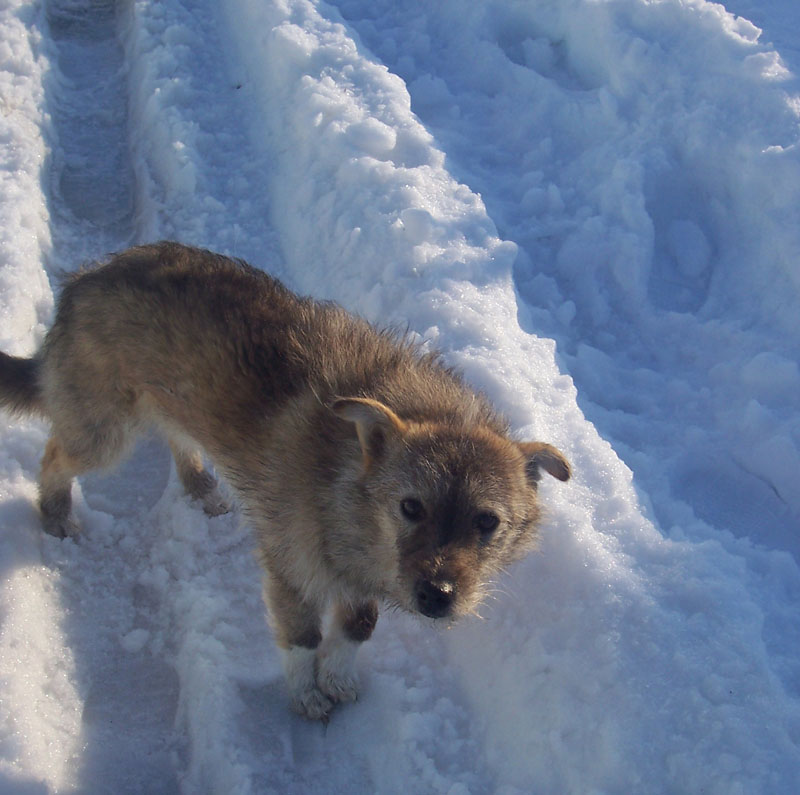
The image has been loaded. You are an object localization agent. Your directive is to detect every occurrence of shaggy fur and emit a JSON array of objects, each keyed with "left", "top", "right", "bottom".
[{"left": 0, "top": 242, "right": 570, "bottom": 720}]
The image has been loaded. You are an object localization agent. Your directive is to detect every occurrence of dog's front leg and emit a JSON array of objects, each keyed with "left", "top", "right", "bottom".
[
  {"left": 262, "top": 573, "right": 330, "bottom": 721},
  {"left": 317, "top": 601, "right": 378, "bottom": 705}
]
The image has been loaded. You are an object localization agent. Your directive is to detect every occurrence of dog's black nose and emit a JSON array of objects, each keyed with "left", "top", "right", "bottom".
[{"left": 415, "top": 579, "right": 455, "bottom": 618}]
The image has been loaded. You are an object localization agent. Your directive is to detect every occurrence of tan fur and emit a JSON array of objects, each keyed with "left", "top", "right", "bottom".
[{"left": 0, "top": 242, "right": 570, "bottom": 720}]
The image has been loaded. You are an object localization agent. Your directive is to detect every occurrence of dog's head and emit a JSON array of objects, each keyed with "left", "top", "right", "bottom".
[{"left": 333, "top": 397, "right": 570, "bottom": 620}]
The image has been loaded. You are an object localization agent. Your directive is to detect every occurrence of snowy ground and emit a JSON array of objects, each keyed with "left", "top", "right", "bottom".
[{"left": 0, "top": 0, "right": 798, "bottom": 792}]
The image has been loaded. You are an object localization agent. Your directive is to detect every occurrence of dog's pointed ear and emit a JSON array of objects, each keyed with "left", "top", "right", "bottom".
[
  {"left": 331, "top": 397, "right": 407, "bottom": 467},
  {"left": 517, "top": 442, "right": 571, "bottom": 485}
]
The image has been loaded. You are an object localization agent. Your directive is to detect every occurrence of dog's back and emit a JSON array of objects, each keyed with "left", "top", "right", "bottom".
[
  {"left": 44, "top": 242, "right": 313, "bottom": 427},
  {"left": 41, "top": 242, "right": 490, "bottom": 436}
]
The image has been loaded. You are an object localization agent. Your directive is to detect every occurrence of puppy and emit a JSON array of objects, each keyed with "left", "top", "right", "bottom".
[{"left": 0, "top": 242, "right": 570, "bottom": 720}]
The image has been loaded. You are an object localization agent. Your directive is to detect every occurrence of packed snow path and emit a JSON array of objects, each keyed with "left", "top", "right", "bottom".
[{"left": 0, "top": 0, "right": 798, "bottom": 793}]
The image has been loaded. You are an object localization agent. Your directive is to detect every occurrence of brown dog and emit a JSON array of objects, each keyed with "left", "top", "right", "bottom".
[{"left": 0, "top": 242, "right": 570, "bottom": 720}]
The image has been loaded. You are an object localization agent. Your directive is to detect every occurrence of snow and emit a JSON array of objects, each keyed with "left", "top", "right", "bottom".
[{"left": 0, "top": 0, "right": 798, "bottom": 792}]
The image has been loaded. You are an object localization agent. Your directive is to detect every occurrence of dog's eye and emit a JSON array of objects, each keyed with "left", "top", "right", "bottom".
[
  {"left": 475, "top": 512, "right": 500, "bottom": 535},
  {"left": 400, "top": 498, "right": 425, "bottom": 521}
]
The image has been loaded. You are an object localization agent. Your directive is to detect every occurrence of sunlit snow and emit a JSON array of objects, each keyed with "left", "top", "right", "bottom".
[{"left": 0, "top": 0, "right": 798, "bottom": 792}]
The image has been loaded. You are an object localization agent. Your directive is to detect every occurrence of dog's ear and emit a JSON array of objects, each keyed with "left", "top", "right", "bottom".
[
  {"left": 331, "top": 397, "right": 407, "bottom": 467},
  {"left": 517, "top": 442, "right": 571, "bottom": 485}
]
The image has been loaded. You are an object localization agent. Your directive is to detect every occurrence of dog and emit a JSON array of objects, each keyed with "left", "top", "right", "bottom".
[{"left": 0, "top": 242, "right": 570, "bottom": 720}]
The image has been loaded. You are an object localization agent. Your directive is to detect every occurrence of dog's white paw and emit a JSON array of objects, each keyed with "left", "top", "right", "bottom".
[
  {"left": 317, "top": 636, "right": 360, "bottom": 703},
  {"left": 317, "top": 666, "right": 359, "bottom": 703},
  {"left": 282, "top": 646, "right": 333, "bottom": 721},
  {"left": 289, "top": 683, "right": 334, "bottom": 721}
]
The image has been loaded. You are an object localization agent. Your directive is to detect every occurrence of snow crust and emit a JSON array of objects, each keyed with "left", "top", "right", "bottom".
[{"left": 0, "top": 0, "right": 798, "bottom": 791}]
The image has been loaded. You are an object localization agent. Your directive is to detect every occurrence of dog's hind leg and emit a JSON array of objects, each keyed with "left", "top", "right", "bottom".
[
  {"left": 38, "top": 436, "right": 84, "bottom": 538},
  {"left": 317, "top": 601, "right": 378, "bottom": 704},
  {"left": 167, "top": 438, "right": 229, "bottom": 516},
  {"left": 38, "top": 403, "right": 138, "bottom": 537},
  {"left": 39, "top": 417, "right": 133, "bottom": 537}
]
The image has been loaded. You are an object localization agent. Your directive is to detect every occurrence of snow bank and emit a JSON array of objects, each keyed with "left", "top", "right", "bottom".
[
  {"left": 0, "top": 2, "right": 52, "bottom": 353},
  {"left": 331, "top": 0, "right": 800, "bottom": 538}
]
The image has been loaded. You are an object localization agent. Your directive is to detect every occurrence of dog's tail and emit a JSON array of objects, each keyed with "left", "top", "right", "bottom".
[{"left": 0, "top": 352, "right": 44, "bottom": 416}]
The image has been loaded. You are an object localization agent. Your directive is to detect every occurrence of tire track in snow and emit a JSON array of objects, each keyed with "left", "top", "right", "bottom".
[
  {"left": 44, "top": 0, "right": 136, "bottom": 264},
  {"left": 38, "top": 2, "right": 185, "bottom": 791},
  {"left": 31, "top": 1, "right": 282, "bottom": 790},
  {"left": 35, "top": 0, "right": 281, "bottom": 789},
  {"left": 84, "top": 1, "right": 339, "bottom": 790}
]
